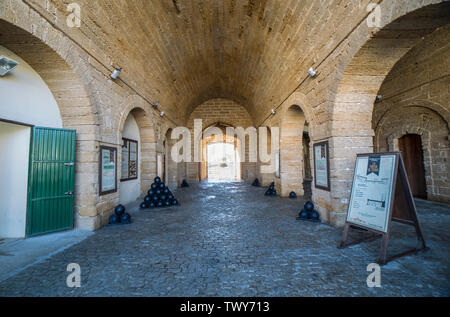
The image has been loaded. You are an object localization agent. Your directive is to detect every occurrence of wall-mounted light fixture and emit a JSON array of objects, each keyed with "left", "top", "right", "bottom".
[
  {"left": 375, "top": 95, "right": 383, "bottom": 103},
  {"left": 160, "top": 111, "right": 165, "bottom": 117},
  {"left": 307, "top": 67, "right": 318, "bottom": 78},
  {"left": 271, "top": 109, "right": 276, "bottom": 115},
  {"left": 152, "top": 101, "right": 160, "bottom": 109},
  {"left": 0, "top": 56, "right": 20, "bottom": 76},
  {"left": 110, "top": 67, "right": 122, "bottom": 79}
]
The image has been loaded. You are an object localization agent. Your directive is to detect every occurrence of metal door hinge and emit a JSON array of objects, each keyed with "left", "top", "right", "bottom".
[
  {"left": 64, "top": 162, "right": 75, "bottom": 167},
  {"left": 65, "top": 191, "right": 74, "bottom": 196}
]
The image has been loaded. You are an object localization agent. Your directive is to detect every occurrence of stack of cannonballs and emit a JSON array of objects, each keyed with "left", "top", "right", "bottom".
[
  {"left": 109, "top": 204, "right": 132, "bottom": 225},
  {"left": 252, "top": 178, "right": 261, "bottom": 187},
  {"left": 140, "top": 176, "right": 179, "bottom": 210},
  {"left": 265, "top": 182, "right": 277, "bottom": 196},
  {"left": 297, "top": 201, "right": 320, "bottom": 222},
  {"left": 181, "top": 179, "right": 189, "bottom": 188}
]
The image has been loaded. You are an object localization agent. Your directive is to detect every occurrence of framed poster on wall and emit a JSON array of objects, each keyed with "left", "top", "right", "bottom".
[
  {"left": 313, "top": 140, "right": 330, "bottom": 191},
  {"left": 121, "top": 138, "right": 138, "bottom": 181},
  {"left": 99, "top": 145, "right": 117, "bottom": 195}
]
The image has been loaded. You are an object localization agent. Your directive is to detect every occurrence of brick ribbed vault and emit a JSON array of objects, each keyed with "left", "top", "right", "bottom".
[{"left": 21, "top": 0, "right": 390, "bottom": 124}]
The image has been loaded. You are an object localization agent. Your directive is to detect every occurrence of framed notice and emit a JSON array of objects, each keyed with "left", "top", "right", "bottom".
[
  {"left": 313, "top": 141, "right": 330, "bottom": 191},
  {"left": 346, "top": 154, "right": 396, "bottom": 233},
  {"left": 121, "top": 138, "right": 138, "bottom": 181},
  {"left": 99, "top": 146, "right": 117, "bottom": 195}
]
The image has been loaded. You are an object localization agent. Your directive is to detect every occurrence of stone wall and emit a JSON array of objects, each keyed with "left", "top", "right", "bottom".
[
  {"left": 1, "top": 0, "right": 448, "bottom": 231},
  {"left": 374, "top": 25, "right": 450, "bottom": 203}
]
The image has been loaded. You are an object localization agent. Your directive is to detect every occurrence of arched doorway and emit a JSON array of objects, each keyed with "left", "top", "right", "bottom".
[
  {"left": 164, "top": 128, "right": 179, "bottom": 188},
  {"left": 119, "top": 111, "right": 141, "bottom": 205},
  {"left": 280, "top": 105, "right": 308, "bottom": 197},
  {"left": 200, "top": 124, "right": 242, "bottom": 183},
  {"left": 0, "top": 20, "right": 99, "bottom": 236}
]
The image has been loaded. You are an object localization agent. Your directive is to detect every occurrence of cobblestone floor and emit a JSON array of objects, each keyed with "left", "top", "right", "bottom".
[{"left": 0, "top": 182, "right": 449, "bottom": 297}]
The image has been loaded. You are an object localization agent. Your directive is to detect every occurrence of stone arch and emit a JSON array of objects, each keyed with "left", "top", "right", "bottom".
[
  {"left": 279, "top": 92, "right": 314, "bottom": 139},
  {"left": 259, "top": 126, "right": 276, "bottom": 187},
  {"left": 325, "top": 1, "right": 450, "bottom": 225},
  {"left": 279, "top": 105, "right": 307, "bottom": 197},
  {"left": 186, "top": 98, "right": 255, "bottom": 182},
  {"left": 374, "top": 100, "right": 450, "bottom": 137},
  {"left": 0, "top": 16, "right": 102, "bottom": 229},
  {"left": 200, "top": 122, "right": 242, "bottom": 182},
  {"left": 374, "top": 104, "right": 449, "bottom": 203},
  {"left": 163, "top": 127, "right": 180, "bottom": 188},
  {"left": 118, "top": 99, "right": 157, "bottom": 194}
]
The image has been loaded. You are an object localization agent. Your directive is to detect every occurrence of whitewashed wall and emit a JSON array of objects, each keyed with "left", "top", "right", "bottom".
[
  {"left": 120, "top": 113, "right": 141, "bottom": 205},
  {"left": 0, "top": 45, "right": 62, "bottom": 128},
  {"left": 0, "top": 122, "right": 30, "bottom": 238}
]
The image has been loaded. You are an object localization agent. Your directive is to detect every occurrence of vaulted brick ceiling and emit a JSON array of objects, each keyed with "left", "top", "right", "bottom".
[
  {"left": 43, "top": 0, "right": 355, "bottom": 123},
  {"left": 35, "top": 0, "right": 448, "bottom": 124}
]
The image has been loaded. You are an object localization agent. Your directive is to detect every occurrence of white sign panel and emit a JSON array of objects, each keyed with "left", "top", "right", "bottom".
[{"left": 347, "top": 154, "right": 397, "bottom": 233}]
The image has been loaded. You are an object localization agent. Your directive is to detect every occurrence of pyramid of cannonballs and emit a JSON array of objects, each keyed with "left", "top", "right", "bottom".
[
  {"left": 140, "top": 176, "right": 179, "bottom": 210},
  {"left": 265, "top": 182, "right": 277, "bottom": 196}
]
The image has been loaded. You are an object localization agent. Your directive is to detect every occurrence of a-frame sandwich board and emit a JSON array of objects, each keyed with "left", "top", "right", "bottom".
[{"left": 339, "top": 152, "right": 427, "bottom": 265}]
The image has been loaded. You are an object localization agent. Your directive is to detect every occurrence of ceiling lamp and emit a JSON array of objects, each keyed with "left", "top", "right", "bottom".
[
  {"left": 307, "top": 67, "right": 318, "bottom": 78},
  {"left": 0, "top": 56, "right": 20, "bottom": 76},
  {"left": 153, "top": 101, "right": 160, "bottom": 109},
  {"left": 110, "top": 67, "right": 122, "bottom": 79},
  {"left": 160, "top": 111, "right": 165, "bottom": 117},
  {"left": 271, "top": 109, "right": 276, "bottom": 115}
]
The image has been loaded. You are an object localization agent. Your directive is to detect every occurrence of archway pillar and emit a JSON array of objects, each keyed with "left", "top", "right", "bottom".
[
  {"left": 326, "top": 94, "right": 376, "bottom": 227},
  {"left": 280, "top": 121, "right": 306, "bottom": 197}
]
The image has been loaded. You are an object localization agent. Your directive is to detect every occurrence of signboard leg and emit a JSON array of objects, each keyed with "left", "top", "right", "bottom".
[
  {"left": 377, "top": 234, "right": 390, "bottom": 265},
  {"left": 339, "top": 224, "right": 350, "bottom": 249}
]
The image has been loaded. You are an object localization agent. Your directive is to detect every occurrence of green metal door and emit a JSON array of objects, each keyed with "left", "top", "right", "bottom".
[{"left": 26, "top": 127, "right": 76, "bottom": 237}]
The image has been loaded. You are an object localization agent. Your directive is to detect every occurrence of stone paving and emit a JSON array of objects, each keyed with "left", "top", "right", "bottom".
[{"left": 0, "top": 182, "right": 449, "bottom": 297}]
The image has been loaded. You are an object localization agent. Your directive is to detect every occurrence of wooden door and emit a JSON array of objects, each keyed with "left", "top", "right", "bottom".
[{"left": 398, "top": 134, "right": 427, "bottom": 199}]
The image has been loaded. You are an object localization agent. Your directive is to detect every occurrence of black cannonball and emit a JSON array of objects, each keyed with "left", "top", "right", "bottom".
[
  {"left": 311, "top": 210, "right": 320, "bottom": 221},
  {"left": 164, "top": 200, "right": 171, "bottom": 207},
  {"left": 149, "top": 201, "right": 156, "bottom": 209},
  {"left": 181, "top": 180, "right": 189, "bottom": 188},
  {"left": 168, "top": 194, "right": 174, "bottom": 200},
  {"left": 272, "top": 189, "right": 277, "bottom": 196},
  {"left": 304, "top": 201, "right": 314, "bottom": 212},
  {"left": 160, "top": 195, "right": 167, "bottom": 201},
  {"left": 154, "top": 176, "right": 162, "bottom": 184},
  {"left": 163, "top": 188, "right": 169, "bottom": 195},
  {"left": 114, "top": 204, "right": 125, "bottom": 216},
  {"left": 151, "top": 183, "right": 158, "bottom": 190},
  {"left": 159, "top": 183, "right": 165, "bottom": 189},
  {"left": 140, "top": 202, "right": 147, "bottom": 209},
  {"left": 155, "top": 189, "right": 162, "bottom": 195},
  {"left": 171, "top": 199, "right": 179, "bottom": 206},
  {"left": 152, "top": 195, "right": 159, "bottom": 202},
  {"left": 109, "top": 214, "right": 120, "bottom": 224},
  {"left": 148, "top": 189, "right": 155, "bottom": 196},
  {"left": 299, "top": 209, "right": 309, "bottom": 219},
  {"left": 289, "top": 191, "right": 297, "bottom": 199},
  {"left": 157, "top": 201, "right": 163, "bottom": 208},
  {"left": 265, "top": 189, "right": 272, "bottom": 196},
  {"left": 144, "top": 196, "right": 151, "bottom": 203},
  {"left": 120, "top": 213, "right": 131, "bottom": 224}
]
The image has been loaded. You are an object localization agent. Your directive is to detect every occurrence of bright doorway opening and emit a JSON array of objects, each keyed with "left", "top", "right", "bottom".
[{"left": 207, "top": 142, "right": 240, "bottom": 182}]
